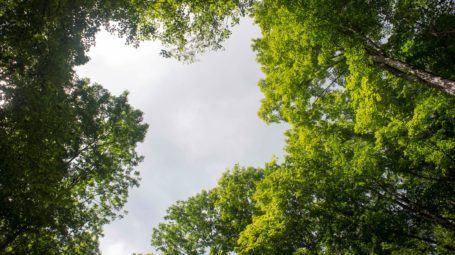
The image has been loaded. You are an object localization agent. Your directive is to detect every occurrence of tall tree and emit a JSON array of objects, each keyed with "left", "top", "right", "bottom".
[
  {"left": 238, "top": 118, "right": 454, "bottom": 254},
  {"left": 1, "top": 0, "right": 252, "bottom": 253},
  {"left": 151, "top": 165, "right": 270, "bottom": 254},
  {"left": 244, "top": 1, "right": 455, "bottom": 253},
  {"left": 0, "top": 78, "right": 148, "bottom": 254},
  {"left": 252, "top": 0, "right": 455, "bottom": 100},
  {"left": 152, "top": 1, "right": 454, "bottom": 254}
]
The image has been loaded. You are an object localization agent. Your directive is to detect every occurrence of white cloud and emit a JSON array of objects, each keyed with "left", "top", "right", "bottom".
[{"left": 102, "top": 240, "right": 128, "bottom": 255}]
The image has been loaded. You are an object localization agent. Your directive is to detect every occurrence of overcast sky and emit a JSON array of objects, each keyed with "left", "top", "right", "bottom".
[{"left": 76, "top": 19, "right": 287, "bottom": 255}]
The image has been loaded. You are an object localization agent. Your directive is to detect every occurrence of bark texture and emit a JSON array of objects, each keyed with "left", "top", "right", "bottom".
[{"left": 369, "top": 52, "right": 455, "bottom": 95}]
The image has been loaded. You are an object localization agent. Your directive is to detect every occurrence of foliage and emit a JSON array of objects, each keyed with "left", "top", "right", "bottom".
[
  {"left": 237, "top": 1, "right": 455, "bottom": 253},
  {"left": 0, "top": 78, "right": 148, "bottom": 254},
  {"left": 0, "top": 0, "right": 254, "bottom": 71},
  {"left": 151, "top": 165, "right": 270, "bottom": 254},
  {"left": 137, "top": 0, "right": 255, "bottom": 61},
  {"left": 152, "top": 1, "right": 454, "bottom": 254},
  {"left": 253, "top": 0, "right": 455, "bottom": 125},
  {"left": 1, "top": 0, "right": 454, "bottom": 254},
  {"left": 0, "top": 0, "right": 253, "bottom": 253}
]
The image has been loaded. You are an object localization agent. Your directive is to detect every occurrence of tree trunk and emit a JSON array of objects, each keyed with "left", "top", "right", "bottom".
[
  {"left": 367, "top": 51, "right": 455, "bottom": 95},
  {"left": 372, "top": 180, "right": 455, "bottom": 231}
]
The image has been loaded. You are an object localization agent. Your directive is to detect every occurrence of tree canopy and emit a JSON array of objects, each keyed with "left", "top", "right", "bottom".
[
  {"left": 152, "top": 0, "right": 454, "bottom": 254},
  {"left": 0, "top": 0, "right": 255, "bottom": 253},
  {"left": 1, "top": 0, "right": 454, "bottom": 254},
  {"left": 152, "top": 165, "right": 270, "bottom": 255},
  {"left": 0, "top": 78, "right": 148, "bottom": 254}
]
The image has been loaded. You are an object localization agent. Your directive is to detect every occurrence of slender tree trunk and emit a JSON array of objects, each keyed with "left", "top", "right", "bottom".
[
  {"left": 367, "top": 50, "right": 455, "bottom": 95},
  {"left": 392, "top": 195, "right": 455, "bottom": 231},
  {"left": 340, "top": 25, "right": 455, "bottom": 95},
  {"left": 372, "top": 180, "right": 455, "bottom": 231},
  {"left": 398, "top": 232, "right": 455, "bottom": 251}
]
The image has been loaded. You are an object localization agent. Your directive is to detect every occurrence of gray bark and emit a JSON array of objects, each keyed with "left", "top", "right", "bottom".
[{"left": 369, "top": 52, "right": 455, "bottom": 95}]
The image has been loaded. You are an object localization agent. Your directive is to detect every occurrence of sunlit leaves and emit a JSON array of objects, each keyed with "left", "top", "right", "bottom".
[
  {"left": 151, "top": 165, "right": 266, "bottom": 255},
  {"left": 153, "top": 1, "right": 454, "bottom": 254}
]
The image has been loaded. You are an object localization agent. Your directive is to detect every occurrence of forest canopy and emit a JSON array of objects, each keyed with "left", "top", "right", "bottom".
[
  {"left": 0, "top": 0, "right": 454, "bottom": 254},
  {"left": 1, "top": 0, "right": 255, "bottom": 253},
  {"left": 152, "top": 0, "right": 455, "bottom": 254}
]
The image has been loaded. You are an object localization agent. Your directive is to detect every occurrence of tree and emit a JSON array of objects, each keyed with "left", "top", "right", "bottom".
[
  {"left": 239, "top": 1, "right": 455, "bottom": 253},
  {"left": 233, "top": 1, "right": 455, "bottom": 253},
  {"left": 0, "top": 0, "right": 253, "bottom": 253},
  {"left": 153, "top": 1, "right": 454, "bottom": 254},
  {"left": 0, "top": 0, "right": 254, "bottom": 78},
  {"left": 0, "top": 78, "right": 148, "bottom": 254},
  {"left": 238, "top": 120, "right": 454, "bottom": 254},
  {"left": 151, "top": 165, "right": 269, "bottom": 254},
  {"left": 252, "top": 0, "right": 455, "bottom": 103}
]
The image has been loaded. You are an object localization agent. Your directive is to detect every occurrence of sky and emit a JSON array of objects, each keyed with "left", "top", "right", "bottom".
[{"left": 76, "top": 19, "right": 287, "bottom": 255}]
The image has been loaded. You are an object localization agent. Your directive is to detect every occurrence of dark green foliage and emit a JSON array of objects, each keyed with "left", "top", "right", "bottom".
[
  {"left": 0, "top": 78, "right": 148, "bottom": 254},
  {"left": 0, "top": 1, "right": 154, "bottom": 252},
  {"left": 0, "top": 0, "right": 255, "bottom": 253}
]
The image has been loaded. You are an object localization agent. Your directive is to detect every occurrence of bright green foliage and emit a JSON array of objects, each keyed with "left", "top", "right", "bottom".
[
  {"left": 152, "top": 190, "right": 219, "bottom": 255},
  {"left": 151, "top": 165, "right": 268, "bottom": 255},
  {"left": 238, "top": 109, "right": 454, "bottom": 254},
  {"left": 0, "top": 78, "right": 148, "bottom": 254},
  {"left": 237, "top": 0, "right": 455, "bottom": 254},
  {"left": 253, "top": 0, "right": 455, "bottom": 125},
  {"left": 237, "top": 167, "right": 318, "bottom": 254},
  {"left": 152, "top": 1, "right": 454, "bottom": 254}
]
